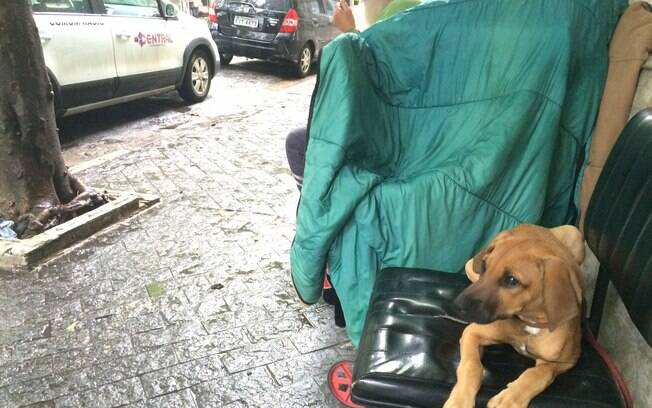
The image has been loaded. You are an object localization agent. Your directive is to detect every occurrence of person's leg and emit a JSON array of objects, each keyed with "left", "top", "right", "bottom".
[
  {"left": 285, "top": 126, "right": 346, "bottom": 328},
  {"left": 324, "top": 274, "right": 346, "bottom": 328},
  {"left": 285, "top": 127, "right": 307, "bottom": 191}
]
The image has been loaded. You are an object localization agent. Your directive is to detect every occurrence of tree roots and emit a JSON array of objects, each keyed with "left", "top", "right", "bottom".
[{"left": 15, "top": 184, "right": 109, "bottom": 239}]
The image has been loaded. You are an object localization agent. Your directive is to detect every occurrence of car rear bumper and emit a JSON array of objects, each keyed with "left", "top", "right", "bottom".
[{"left": 213, "top": 31, "right": 300, "bottom": 62}]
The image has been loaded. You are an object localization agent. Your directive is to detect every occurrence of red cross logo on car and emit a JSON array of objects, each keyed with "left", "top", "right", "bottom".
[{"left": 134, "top": 32, "right": 146, "bottom": 47}]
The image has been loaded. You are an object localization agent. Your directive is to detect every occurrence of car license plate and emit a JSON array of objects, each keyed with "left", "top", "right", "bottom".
[{"left": 233, "top": 16, "right": 258, "bottom": 28}]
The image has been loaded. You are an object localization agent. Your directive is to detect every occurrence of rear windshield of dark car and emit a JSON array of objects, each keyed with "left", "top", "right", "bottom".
[{"left": 249, "top": 0, "right": 290, "bottom": 11}]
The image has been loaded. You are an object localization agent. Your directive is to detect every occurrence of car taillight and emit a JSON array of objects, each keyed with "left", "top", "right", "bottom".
[
  {"left": 208, "top": 0, "right": 218, "bottom": 23},
  {"left": 280, "top": 8, "right": 298, "bottom": 33}
]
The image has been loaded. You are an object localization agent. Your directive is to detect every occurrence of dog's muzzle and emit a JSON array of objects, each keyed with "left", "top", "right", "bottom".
[{"left": 452, "top": 290, "right": 498, "bottom": 324}]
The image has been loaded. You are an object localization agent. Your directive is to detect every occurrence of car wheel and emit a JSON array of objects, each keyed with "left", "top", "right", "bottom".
[
  {"left": 179, "top": 49, "right": 212, "bottom": 104},
  {"left": 219, "top": 52, "right": 233, "bottom": 66},
  {"left": 296, "top": 43, "right": 313, "bottom": 78}
]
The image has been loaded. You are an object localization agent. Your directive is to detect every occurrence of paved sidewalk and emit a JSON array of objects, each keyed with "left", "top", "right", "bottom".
[{"left": 0, "top": 73, "right": 354, "bottom": 407}]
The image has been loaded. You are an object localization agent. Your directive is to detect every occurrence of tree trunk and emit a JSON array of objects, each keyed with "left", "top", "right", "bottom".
[{"left": 0, "top": 1, "right": 105, "bottom": 238}]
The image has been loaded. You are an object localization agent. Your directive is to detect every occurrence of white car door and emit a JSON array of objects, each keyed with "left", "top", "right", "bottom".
[
  {"left": 32, "top": 0, "right": 117, "bottom": 111},
  {"left": 102, "top": 0, "right": 185, "bottom": 96}
]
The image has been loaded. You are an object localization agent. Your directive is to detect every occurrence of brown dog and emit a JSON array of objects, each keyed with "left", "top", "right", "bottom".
[{"left": 443, "top": 224, "right": 585, "bottom": 408}]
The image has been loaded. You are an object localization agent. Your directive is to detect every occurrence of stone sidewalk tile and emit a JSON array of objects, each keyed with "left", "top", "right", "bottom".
[
  {"left": 2, "top": 341, "right": 174, "bottom": 406},
  {"left": 221, "top": 338, "right": 300, "bottom": 374},
  {"left": 266, "top": 347, "right": 341, "bottom": 387},
  {"left": 1, "top": 330, "right": 135, "bottom": 371},
  {"left": 333, "top": 342, "right": 358, "bottom": 361},
  {"left": 144, "top": 388, "right": 197, "bottom": 408},
  {"left": 191, "top": 366, "right": 332, "bottom": 407},
  {"left": 139, "top": 354, "right": 225, "bottom": 399},
  {"left": 191, "top": 366, "right": 276, "bottom": 407},
  {"left": 131, "top": 321, "right": 207, "bottom": 351},
  {"left": 200, "top": 306, "right": 270, "bottom": 334},
  {"left": 288, "top": 307, "right": 350, "bottom": 354},
  {"left": 244, "top": 310, "right": 312, "bottom": 343},
  {"left": 23, "top": 402, "right": 55, "bottom": 408},
  {"left": 1, "top": 373, "right": 79, "bottom": 406},
  {"left": 0, "top": 355, "right": 53, "bottom": 388},
  {"left": 271, "top": 378, "right": 331, "bottom": 408},
  {"left": 172, "top": 328, "right": 250, "bottom": 362},
  {"left": 54, "top": 377, "right": 144, "bottom": 408}
]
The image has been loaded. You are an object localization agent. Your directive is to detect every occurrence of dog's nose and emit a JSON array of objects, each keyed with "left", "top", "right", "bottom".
[
  {"left": 452, "top": 291, "right": 498, "bottom": 324},
  {"left": 452, "top": 293, "right": 480, "bottom": 317}
]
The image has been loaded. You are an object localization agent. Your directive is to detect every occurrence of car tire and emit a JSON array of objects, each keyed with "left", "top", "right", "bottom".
[
  {"left": 219, "top": 52, "right": 233, "bottom": 66},
  {"left": 296, "top": 43, "right": 313, "bottom": 78},
  {"left": 179, "top": 49, "right": 212, "bottom": 104}
]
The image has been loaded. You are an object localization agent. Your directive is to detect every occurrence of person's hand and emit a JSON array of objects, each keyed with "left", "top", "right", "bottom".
[{"left": 332, "top": 0, "right": 356, "bottom": 33}]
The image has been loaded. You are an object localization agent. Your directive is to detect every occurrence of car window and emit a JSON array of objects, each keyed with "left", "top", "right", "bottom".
[
  {"left": 30, "top": 0, "right": 92, "bottom": 13},
  {"left": 303, "top": 0, "right": 322, "bottom": 14},
  {"left": 322, "top": 0, "right": 334, "bottom": 14},
  {"left": 247, "top": 0, "right": 290, "bottom": 11},
  {"left": 103, "top": 0, "right": 161, "bottom": 17},
  {"left": 316, "top": 0, "right": 325, "bottom": 14}
]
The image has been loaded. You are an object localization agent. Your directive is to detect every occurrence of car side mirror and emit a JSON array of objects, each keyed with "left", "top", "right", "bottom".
[{"left": 164, "top": 3, "right": 178, "bottom": 18}]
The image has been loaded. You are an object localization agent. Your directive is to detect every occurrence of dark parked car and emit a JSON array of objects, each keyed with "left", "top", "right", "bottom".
[{"left": 208, "top": 0, "right": 338, "bottom": 77}]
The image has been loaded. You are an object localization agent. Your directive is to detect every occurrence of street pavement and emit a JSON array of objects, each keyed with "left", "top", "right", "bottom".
[{"left": 0, "top": 58, "right": 355, "bottom": 407}]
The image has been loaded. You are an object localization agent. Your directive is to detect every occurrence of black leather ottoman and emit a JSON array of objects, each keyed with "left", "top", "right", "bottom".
[{"left": 351, "top": 267, "right": 625, "bottom": 408}]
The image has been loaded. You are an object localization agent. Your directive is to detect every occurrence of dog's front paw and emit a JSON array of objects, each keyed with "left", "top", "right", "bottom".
[
  {"left": 443, "top": 388, "right": 475, "bottom": 408},
  {"left": 487, "top": 389, "right": 529, "bottom": 408}
]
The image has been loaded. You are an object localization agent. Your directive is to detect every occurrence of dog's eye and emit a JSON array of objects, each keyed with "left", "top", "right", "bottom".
[{"left": 500, "top": 274, "right": 520, "bottom": 288}]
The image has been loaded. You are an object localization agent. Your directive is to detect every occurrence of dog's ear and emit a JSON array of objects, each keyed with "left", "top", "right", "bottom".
[
  {"left": 465, "top": 245, "right": 493, "bottom": 282},
  {"left": 549, "top": 225, "right": 585, "bottom": 265},
  {"left": 541, "top": 257, "right": 583, "bottom": 330},
  {"left": 465, "top": 259, "right": 480, "bottom": 282}
]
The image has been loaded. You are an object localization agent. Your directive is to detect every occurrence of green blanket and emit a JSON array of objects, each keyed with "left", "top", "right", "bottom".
[{"left": 291, "top": 0, "right": 626, "bottom": 345}]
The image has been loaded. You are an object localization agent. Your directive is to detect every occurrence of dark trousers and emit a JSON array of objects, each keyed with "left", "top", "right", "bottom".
[
  {"left": 285, "top": 126, "right": 345, "bottom": 327},
  {"left": 285, "top": 127, "right": 307, "bottom": 191}
]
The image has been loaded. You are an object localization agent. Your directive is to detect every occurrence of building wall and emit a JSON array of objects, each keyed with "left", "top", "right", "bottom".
[{"left": 170, "top": 0, "right": 190, "bottom": 13}]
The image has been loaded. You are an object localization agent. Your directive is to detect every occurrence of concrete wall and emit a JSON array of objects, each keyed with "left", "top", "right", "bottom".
[
  {"left": 632, "top": 59, "right": 652, "bottom": 115},
  {"left": 170, "top": 0, "right": 191, "bottom": 13},
  {"left": 170, "top": 0, "right": 209, "bottom": 15}
]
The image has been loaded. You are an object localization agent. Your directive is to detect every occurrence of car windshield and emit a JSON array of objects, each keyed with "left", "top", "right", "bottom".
[
  {"left": 248, "top": 0, "right": 290, "bottom": 11},
  {"left": 104, "top": 0, "right": 161, "bottom": 17},
  {"left": 31, "top": 0, "right": 91, "bottom": 12},
  {"left": 105, "top": 0, "right": 156, "bottom": 5}
]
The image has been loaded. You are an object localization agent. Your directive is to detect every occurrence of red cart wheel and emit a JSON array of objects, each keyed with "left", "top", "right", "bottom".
[{"left": 328, "top": 360, "right": 364, "bottom": 408}]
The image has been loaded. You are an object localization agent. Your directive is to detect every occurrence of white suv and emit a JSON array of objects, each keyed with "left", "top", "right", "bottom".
[{"left": 31, "top": 0, "right": 219, "bottom": 117}]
